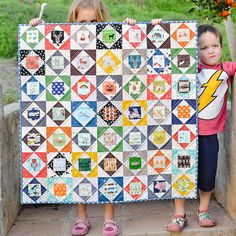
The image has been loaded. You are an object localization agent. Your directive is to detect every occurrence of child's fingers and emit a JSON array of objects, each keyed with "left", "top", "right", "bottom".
[
  {"left": 29, "top": 19, "right": 37, "bottom": 26},
  {"left": 124, "top": 18, "right": 137, "bottom": 25},
  {"left": 29, "top": 17, "right": 42, "bottom": 26},
  {"left": 151, "top": 18, "right": 162, "bottom": 25}
]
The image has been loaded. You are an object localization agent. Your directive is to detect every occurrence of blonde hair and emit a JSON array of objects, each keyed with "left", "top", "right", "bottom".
[{"left": 68, "top": 0, "right": 109, "bottom": 23}]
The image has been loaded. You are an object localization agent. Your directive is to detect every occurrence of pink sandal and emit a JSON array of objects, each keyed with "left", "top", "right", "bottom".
[
  {"left": 71, "top": 218, "right": 91, "bottom": 236},
  {"left": 198, "top": 210, "right": 216, "bottom": 227},
  {"left": 166, "top": 214, "right": 187, "bottom": 232},
  {"left": 103, "top": 220, "right": 119, "bottom": 236}
]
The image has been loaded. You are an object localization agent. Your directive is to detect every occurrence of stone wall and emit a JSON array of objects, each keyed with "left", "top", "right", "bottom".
[
  {"left": 0, "top": 103, "right": 21, "bottom": 236},
  {"left": 215, "top": 79, "right": 236, "bottom": 221}
]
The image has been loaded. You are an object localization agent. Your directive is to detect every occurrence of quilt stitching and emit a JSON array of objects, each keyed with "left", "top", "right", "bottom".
[{"left": 19, "top": 21, "right": 198, "bottom": 203}]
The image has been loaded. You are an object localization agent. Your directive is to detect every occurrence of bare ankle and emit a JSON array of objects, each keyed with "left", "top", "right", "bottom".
[
  {"left": 78, "top": 214, "right": 88, "bottom": 221},
  {"left": 104, "top": 217, "right": 115, "bottom": 222}
]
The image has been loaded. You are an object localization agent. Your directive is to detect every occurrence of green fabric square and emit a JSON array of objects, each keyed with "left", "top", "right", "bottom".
[
  {"left": 129, "top": 156, "right": 142, "bottom": 170},
  {"left": 79, "top": 158, "right": 91, "bottom": 171},
  {"left": 102, "top": 29, "right": 116, "bottom": 44}
]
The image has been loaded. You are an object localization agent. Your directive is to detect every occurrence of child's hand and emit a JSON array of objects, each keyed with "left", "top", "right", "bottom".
[
  {"left": 151, "top": 18, "right": 162, "bottom": 25},
  {"left": 29, "top": 17, "right": 43, "bottom": 26},
  {"left": 124, "top": 18, "right": 137, "bottom": 25}
]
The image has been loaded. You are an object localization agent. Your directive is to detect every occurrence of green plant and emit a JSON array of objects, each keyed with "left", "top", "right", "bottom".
[
  {"left": 3, "top": 89, "right": 20, "bottom": 105},
  {"left": 189, "top": 0, "right": 236, "bottom": 22}
]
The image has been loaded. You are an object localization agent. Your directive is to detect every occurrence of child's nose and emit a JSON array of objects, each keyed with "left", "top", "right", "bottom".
[{"left": 208, "top": 47, "right": 214, "bottom": 53}]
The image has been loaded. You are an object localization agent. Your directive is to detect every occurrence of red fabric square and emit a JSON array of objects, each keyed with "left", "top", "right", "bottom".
[{"left": 26, "top": 55, "right": 40, "bottom": 69}]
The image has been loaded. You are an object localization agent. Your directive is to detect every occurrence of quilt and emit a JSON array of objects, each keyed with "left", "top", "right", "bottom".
[{"left": 18, "top": 21, "right": 198, "bottom": 204}]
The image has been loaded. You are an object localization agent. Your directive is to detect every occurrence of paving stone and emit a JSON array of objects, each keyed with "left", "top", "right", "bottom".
[{"left": 7, "top": 200, "right": 236, "bottom": 236}]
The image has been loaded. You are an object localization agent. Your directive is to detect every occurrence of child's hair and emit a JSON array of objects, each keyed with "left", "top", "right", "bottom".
[
  {"left": 198, "top": 24, "right": 223, "bottom": 47},
  {"left": 68, "top": 0, "right": 109, "bottom": 23}
]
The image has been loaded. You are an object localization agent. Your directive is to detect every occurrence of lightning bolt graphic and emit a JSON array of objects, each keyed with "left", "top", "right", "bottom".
[{"left": 198, "top": 70, "right": 223, "bottom": 113}]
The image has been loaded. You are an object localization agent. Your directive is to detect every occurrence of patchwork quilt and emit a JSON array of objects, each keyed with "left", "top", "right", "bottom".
[{"left": 19, "top": 21, "right": 198, "bottom": 204}]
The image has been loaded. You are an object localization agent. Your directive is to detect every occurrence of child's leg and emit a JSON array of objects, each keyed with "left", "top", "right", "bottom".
[
  {"left": 174, "top": 198, "right": 185, "bottom": 215},
  {"left": 166, "top": 199, "right": 187, "bottom": 232},
  {"left": 76, "top": 204, "right": 88, "bottom": 220},
  {"left": 198, "top": 135, "right": 219, "bottom": 194},
  {"left": 199, "top": 190, "right": 212, "bottom": 211},
  {"left": 103, "top": 204, "right": 119, "bottom": 236},
  {"left": 198, "top": 190, "right": 216, "bottom": 226},
  {"left": 71, "top": 204, "right": 91, "bottom": 236},
  {"left": 104, "top": 203, "right": 115, "bottom": 221},
  {"left": 197, "top": 135, "right": 218, "bottom": 227}
]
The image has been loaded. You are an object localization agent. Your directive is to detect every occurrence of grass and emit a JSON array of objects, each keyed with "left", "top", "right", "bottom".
[{"left": 105, "top": 0, "right": 196, "bottom": 21}]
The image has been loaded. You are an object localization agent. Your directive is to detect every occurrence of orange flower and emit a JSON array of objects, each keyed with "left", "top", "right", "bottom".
[
  {"left": 231, "top": 2, "right": 236, "bottom": 7},
  {"left": 226, "top": 0, "right": 233, "bottom": 5},
  {"left": 220, "top": 10, "right": 231, "bottom": 17}
]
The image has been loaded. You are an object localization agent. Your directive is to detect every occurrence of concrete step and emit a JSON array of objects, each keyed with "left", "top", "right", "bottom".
[{"left": 8, "top": 199, "right": 236, "bottom": 236}]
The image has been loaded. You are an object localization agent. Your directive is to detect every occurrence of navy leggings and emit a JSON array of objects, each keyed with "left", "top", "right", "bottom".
[{"left": 197, "top": 134, "right": 219, "bottom": 192}]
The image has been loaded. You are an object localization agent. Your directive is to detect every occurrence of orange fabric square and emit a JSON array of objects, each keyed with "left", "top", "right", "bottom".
[
  {"left": 46, "top": 127, "right": 72, "bottom": 152},
  {"left": 178, "top": 105, "right": 190, "bottom": 118},
  {"left": 54, "top": 183, "right": 67, "bottom": 196}
]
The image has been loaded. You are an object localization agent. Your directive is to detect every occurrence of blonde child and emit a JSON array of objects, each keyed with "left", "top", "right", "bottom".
[
  {"left": 166, "top": 24, "right": 236, "bottom": 232},
  {"left": 67, "top": 2, "right": 119, "bottom": 234},
  {"left": 29, "top": 1, "right": 138, "bottom": 235}
]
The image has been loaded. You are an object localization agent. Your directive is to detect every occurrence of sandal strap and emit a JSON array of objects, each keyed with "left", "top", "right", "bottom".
[
  {"left": 170, "top": 214, "right": 186, "bottom": 226},
  {"left": 198, "top": 211, "right": 214, "bottom": 220},
  {"left": 103, "top": 220, "right": 119, "bottom": 230},
  {"left": 75, "top": 219, "right": 90, "bottom": 228}
]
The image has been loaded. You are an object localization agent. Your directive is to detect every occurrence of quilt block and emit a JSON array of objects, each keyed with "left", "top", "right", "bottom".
[{"left": 19, "top": 21, "right": 198, "bottom": 204}]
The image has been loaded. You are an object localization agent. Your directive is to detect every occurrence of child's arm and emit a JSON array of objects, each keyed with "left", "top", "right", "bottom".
[
  {"left": 29, "top": 2, "right": 47, "bottom": 26},
  {"left": 224, "top": 62, "right": 236, "bottom": 78}
]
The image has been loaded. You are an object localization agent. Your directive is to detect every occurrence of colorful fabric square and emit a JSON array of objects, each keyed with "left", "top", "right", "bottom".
[
  {"left": 20, "top": 50, "right": 45, "bottom": 76},
  {"left": 19, "top": 21, "right": 198, "bottom": 204},
  {"left": 97, "top": 24, "right": 122, "bottom": 49}
]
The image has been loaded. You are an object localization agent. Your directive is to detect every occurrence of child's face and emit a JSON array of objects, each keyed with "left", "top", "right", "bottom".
[
  {"left": 76, "top": 8, "right": 97, "bottom": 23},
  {"left": 199, "top": 32, "right": 222, "bottom": 66}
]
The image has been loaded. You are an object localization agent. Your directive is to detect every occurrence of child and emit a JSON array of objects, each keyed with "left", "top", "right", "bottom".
[
  {"left": 166, "top": 24, "right": 236, "bottom": 232},
  {"left": 29, "top": 1, "right": 137, "bottom": 236}
]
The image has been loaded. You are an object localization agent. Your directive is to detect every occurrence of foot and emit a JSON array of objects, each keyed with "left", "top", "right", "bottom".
[
  {"left": 198, "top": 210, "right": 216, "bottom": 227},
  {"left": 103, "top": 220, "right": 119, "bottom": 236},
  {"left": 166, "top": 214, "right": 187, "bottom": 232},
  {"left": 71, "top": 218, "right": 91, "bottom": 236}
]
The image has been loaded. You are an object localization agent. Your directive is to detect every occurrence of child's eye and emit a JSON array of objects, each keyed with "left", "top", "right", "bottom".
[{"left": 200, "top": 47, "right": 207, "bottom": 50}]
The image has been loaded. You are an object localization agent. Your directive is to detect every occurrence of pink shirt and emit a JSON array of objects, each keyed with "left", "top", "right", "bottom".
[{"left": 198, "top": 62, "right": 236, "bottom": 135}]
